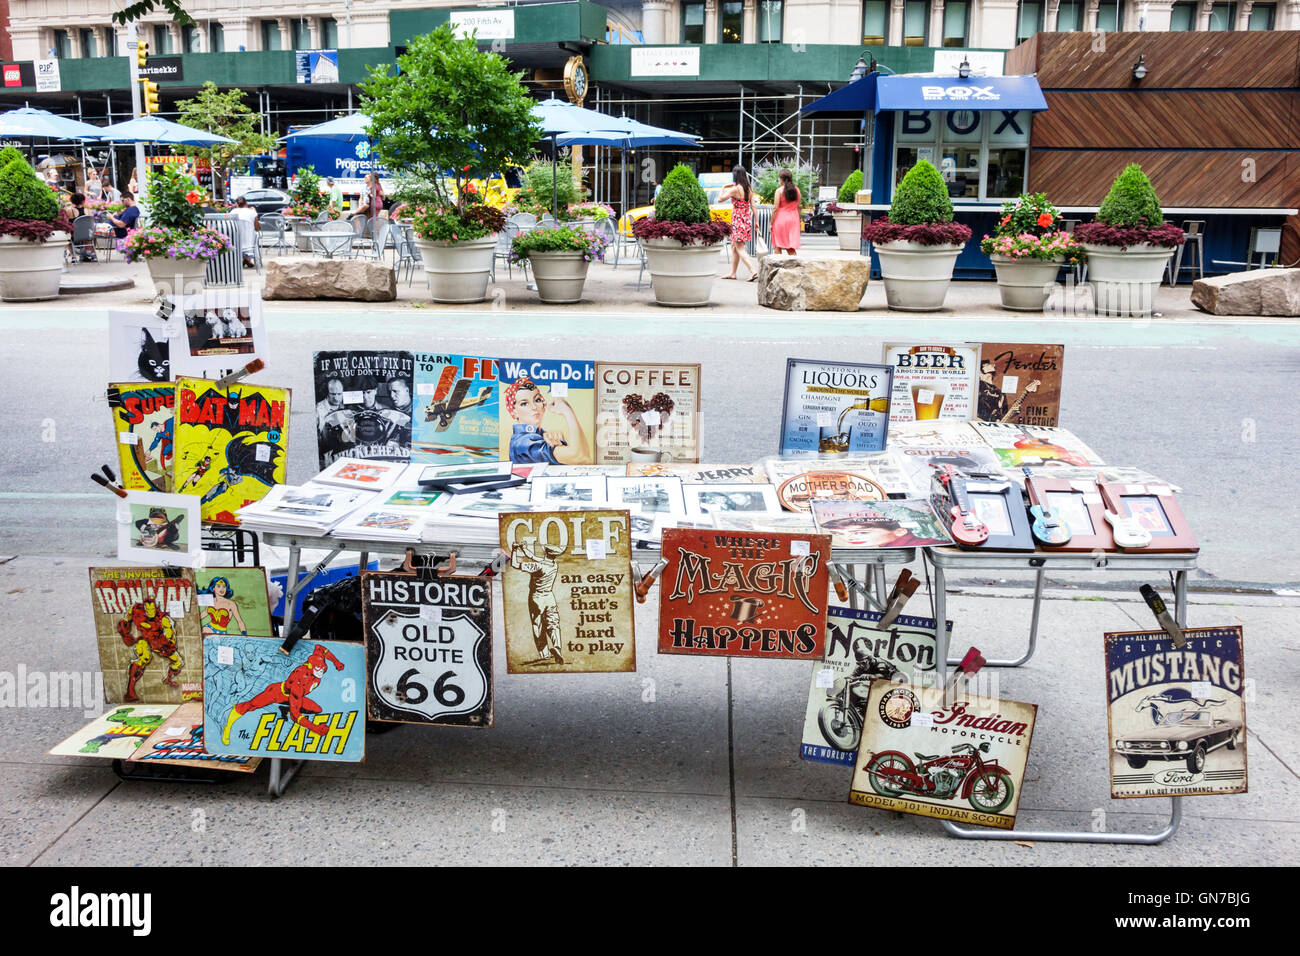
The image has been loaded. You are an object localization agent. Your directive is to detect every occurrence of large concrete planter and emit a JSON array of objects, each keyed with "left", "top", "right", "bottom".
[
  {"left": 527, "top": 250, "right": 591, "bottom": 304},
  {"left": 832, "top": 212, "right": 863, "bottom": 251},
  {"left": 642, "top": 237, "right": 724, "bottom": 307},
  {"left": 0, "top": 232, "right": 68, "bottom": 302},
  {"left": 145, "top": 256, "right": 209, "bottom": 296},
  {"left": 991, "top": 254, "right": 1064, "bottom": 312},
  {"left": 1083, "top": 242, "right": 1173, "bottom": 317},
  {"left": 873, "top": 240, "right": 964, "bottom": 312},
  {"left": 414, "top": 235, "right": 497, "bottom": 304}
]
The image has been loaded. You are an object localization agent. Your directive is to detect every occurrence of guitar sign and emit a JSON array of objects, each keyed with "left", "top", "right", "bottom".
[{"left": 934, "top": 464, "right": 989, "bottom": 546}]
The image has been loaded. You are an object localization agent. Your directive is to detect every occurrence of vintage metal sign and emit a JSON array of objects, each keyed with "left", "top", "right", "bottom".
[
  {"left": 779, "top": 358, "right": 893, "bottom": 456},
  {"left": 362, "top": 571, "right": 493, "bottom": 726},
  {"left": 657, "top": 528, "right": 830, "bottom": 660},
  {"left": 498, "top": 510, "right": 636, "bottom": 673},
  {"left": 594, "top": 362, "right": 702, "bottom": 465},
  {"left": 850, "top": 682, "right": 1037, "bottom": 830},
  {"left": 1105, "top": 626, "right": 1247, "bottom": 799},
  {"left": 882, "top": 343, "right": 979, "bottom": 424}
]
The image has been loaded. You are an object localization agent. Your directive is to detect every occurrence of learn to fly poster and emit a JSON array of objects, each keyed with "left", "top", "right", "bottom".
[
  {"left": 172, "top": 377, "right": 290, "bottom": 525},
  {"left": 411, "top": 352, "right": 501, "bottom": 464}
]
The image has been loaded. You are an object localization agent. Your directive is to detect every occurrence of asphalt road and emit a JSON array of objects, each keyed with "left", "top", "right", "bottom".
[{"left": 1, "top": 305, "right": 1297, "bottom": 590}]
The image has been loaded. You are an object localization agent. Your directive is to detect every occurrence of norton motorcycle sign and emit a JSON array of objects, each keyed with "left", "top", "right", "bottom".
[
  {"left": 850, "top": 683, "right": 1037, "bottom": 829},
  {"left": 361, "top": 571, "right": 492, "bottom": 727},
  {"left": 1105, "top": 626, "right": 1246, "bottom": 799}
]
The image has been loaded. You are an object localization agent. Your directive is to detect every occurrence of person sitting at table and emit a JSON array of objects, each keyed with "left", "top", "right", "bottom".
[
  {"left": 107, "top": 194, "right": 140, "bottom": 239},
  {"left": 103, "top": 182, "right": 121, "bottom": 203},
  {"left": 229, "top": 196, "right": 260, "bottom": 268},
  {"left": 66, "top": 191, "right": 86, "bottom": 220}
]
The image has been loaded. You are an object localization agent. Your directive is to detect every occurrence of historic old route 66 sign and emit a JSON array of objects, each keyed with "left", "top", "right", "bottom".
[{"left": 361, "top": 571, "right": 493, "bottom": 727}]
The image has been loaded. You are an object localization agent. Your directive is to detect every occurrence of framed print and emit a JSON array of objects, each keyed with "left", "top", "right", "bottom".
[
  {"left": 882, "top": 343, "right": 978, "bottom": 424},
  {"left": 116, "top": 491, "right": 202, "bottom": 566},
  {"left": 626, "top": 462, "right": 767, "bottom": 483},
  {"left": 939, "top": 477, "right": 1034, "bottom": 551},
  {"left": 1024, "top": 475, "right": 1114, "bottom": 552},
  {"left": 594, "top": 362, "right": 702, "bottom": 464},
  {"left": 529, "top": 474, "right": 608, "bottom": 507},
  {"left": 780, "top": 358, "right": 893, "bottom": 456},
  {"left": 418, "top": 461, "right": 513, "bottom": 487},
  {"left": 683, "top": 482, "right": 781, "bottom": 518},
  {"left": 315, "top": 457, "right": 406, "bottom": 491},
  {"left": 108, "top": 309, "right": 180, "bottom": 383},
  {"left": 171, "top": 289, "right": 269, "bottom": 377},
  {"left": 605, "top": 475, "right": 687, "bottom": 517},
  {"left": 1097, "top": 482, "right": 1198, "bottom": 553}
]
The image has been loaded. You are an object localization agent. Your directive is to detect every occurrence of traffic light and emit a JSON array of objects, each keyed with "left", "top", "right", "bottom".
[
  {"left": 141, "top": 79, "right": 160, "bottom": 115},
  {"left": 136, "top": 41, "right": 149, "bottom": 70}
]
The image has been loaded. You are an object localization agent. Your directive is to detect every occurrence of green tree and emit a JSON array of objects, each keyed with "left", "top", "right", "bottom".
[
  {"left": 359, "top": 25, "right": 541, "bottom": 211},
  {"left": 888, "top": 160, "right": 953, "bottom": 225},
  {"left": 1096, "top": 163, "right": 1163, "bottom": 228},
  {"left": 174, "top": 82, "right": 278, "bottom": 201}
]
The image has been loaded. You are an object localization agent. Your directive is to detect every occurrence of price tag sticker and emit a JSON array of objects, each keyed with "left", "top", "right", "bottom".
[
  {"left": 550, "top": 381, "right": 569, "bottom": 397},
  {"left": 342, "top": 390, "right": 363, "bottom": 405},
  {"left": 419, "top": 604, "right": 442, "bottom": 623},
  {"left": 1125, "top": 484, "right": 1146, "bottom": 495},
  {"left": 1148, "top": 485, "right": 1174, "bottom": 497},
  {"left": 167, "top": 601, "right": 185, "bottom": 619},
  {"left": 817, "top": 412, "right": 835, "bottom": 428},
  {"left": 815, "top": 667, "right": 835, "bottom": 689},
  {"left": 1001, "top": 375, "right": 1019, "bottom": 393},
  {"left": 917, "top": 389, "right": 935, "bottom": 405},
  {"left": 1190, "top": 681, "right": 1213, "bottom": 698},
  {"left": 416, "top": 382, "right": 438, "bottom": 395},
  {"left": 790, "top": 540, "right": 811, "bottom": 556},
  {"left": 1069, "top": 479, "right": 1096, "bottom": 493},
  {"left": 641, "top": 410, "right": 661, "bottom": 428},
  {"left": 197, "top": 594, "right": 214, "bottom": 607},
  {"left": 910, "top": 711, "right": 934, "bottom": 729},
  {"left": 217, "top": 645, "right": 234, "bottom": 665},
  {"left": 255, "top": 444, "right": 270, "bottom": 462},
  {"left": 118, "top": 432, "right": 140, "bottom": 445},
  {"left": 585, "top": 539, "right": 607, "bottom": 560},
  {"left": 1083, "top": 493, "right": 1103, "bottom": 505},
  {"left": 164, "top": 725, "right": 186, "bottom": 737}
]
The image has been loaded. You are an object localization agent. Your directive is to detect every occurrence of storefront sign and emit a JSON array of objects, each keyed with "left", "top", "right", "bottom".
[
  {"left": 933, "top": 49, "right": 1004, "bottom": 77},
  {"left": 450, "top": 10, "right": 515, "bottom": 40},
  {"left": 139, "top": 56, "right": 183, "bottom": 81},
  {"left": 2, "top": 62, "right": 34, "bottom": 88},
  {"left": 35, "top": 58, "right": 60, "bottom": 92},
  {"left": 631, "top": 46, "right": 700, "bottom": 77},
  {"left": 295, "top": 49, "right": 338, "bottom": 84}
]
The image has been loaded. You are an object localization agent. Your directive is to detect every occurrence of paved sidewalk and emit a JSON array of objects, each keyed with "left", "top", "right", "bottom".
[
  {"left": 4, "top": 554, "right": 1295, "bottom": 866},
  {"left": 45, "top": 237, "right": 1249, "bottom": 322}
]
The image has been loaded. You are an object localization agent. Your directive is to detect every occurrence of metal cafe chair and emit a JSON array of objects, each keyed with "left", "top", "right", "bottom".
[
  {"left": 392, "top": 224, "right": 421, "bottom": 286},
  {"left": 491, "top": 221, "right": 528, "bottom": 282},
  {"left": 70, "top": 214, "right": 97, "bottom": 264},
  {"left": 312, "top": 221, "right": 356, "bottom": 259},
  {"left": 259, "top": 213, "right": 293, "bottom": 255}
]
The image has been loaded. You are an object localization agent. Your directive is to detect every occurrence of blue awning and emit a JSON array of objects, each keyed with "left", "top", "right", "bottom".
[
  {"left": 875, "top": 75, "right": 1048, "bottom": 112},
  {"left": 800, "top": 75, "right": 876, "bottom": 118}
]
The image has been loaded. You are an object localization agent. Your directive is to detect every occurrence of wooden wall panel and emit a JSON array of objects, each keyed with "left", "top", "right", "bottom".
[
  {"left": 1006, "top": 34, "right": 1037, "bottom": 77},
  {"left": 1025, "top": 32, "right": 1300, "bottom": 90},
  {"left": 1033, "top": 91, "right": 1300, "bottom": 150},
  {"left": 1027, "top": 151, "right": 1295, "bottom": 208}
]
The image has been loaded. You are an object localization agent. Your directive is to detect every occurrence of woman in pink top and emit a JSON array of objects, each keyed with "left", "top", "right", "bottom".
[{"left": 770, "top": 168, "right": 802, "bottom": 255}]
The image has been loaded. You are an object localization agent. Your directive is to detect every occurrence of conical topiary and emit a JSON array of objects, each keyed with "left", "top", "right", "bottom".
[
  {"left": 0, "top": 154, "right": 61, "bottom": 222},
  {"left": 888, "top": 160, "right": 953, "bottom": 226},
  {"left": 654, "top": 163, "right": 710, "bottom": 224},
  {"left": 1096, "top": 163, "right": 1163, "bottom": 229},
  {"left": 838, "top": 169, "right": 863, "bottom": 204},
  {"left": 0, "top": 146, "right": 26, "bottom": 171}
]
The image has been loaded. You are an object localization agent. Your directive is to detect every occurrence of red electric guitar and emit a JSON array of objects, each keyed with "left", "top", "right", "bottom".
[{"left": 934, "top": 465, "right": 989, "bottom": 546}]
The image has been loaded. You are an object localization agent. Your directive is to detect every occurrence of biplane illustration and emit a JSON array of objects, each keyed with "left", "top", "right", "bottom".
[{"left": 424, "top": 377, "right": 495, "bottom": 431}]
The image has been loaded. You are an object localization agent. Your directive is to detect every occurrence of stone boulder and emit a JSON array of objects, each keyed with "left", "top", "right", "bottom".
[
  {"left": 1190, "top": 268, "right": 1300, "bottom": 317},
  {"left": 263, "top": 259, "right": 397, "bottom": 302},
  {"left": 757, "top": 254, "right": 869, "bottom": 312}
]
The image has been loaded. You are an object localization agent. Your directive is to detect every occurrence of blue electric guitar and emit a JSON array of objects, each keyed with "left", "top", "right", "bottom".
[{"left": 1024, "top": 467, "right": 1071, "bottom": 546}]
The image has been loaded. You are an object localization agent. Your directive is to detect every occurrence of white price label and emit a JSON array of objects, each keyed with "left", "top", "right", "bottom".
[
  {"left": 550, "top": 381, "right": 569, "bottom": 397},
  {"left": 419, "top": 604, "right": 442, "bottom": 623},
  {"left": 1125, "top": 484, "right": 1146, "bottom": 495},
  {"left": 255, "top": 444, "right": 270, "bottom": 462},
  {"left": 1069, "top": 479, "right": 1096, "bottom": 493},
  {"left": 197, "top": 594, "right": 214, "bottom": 607},
  {"left": 815, "top": 667, "right": 835, "bottom": 689},
  {"left": 217, "top": 645, "right": 234, "bottom": 665},
  {"left": 1082, "top": 493, "right": 1103, "bottom": 505},
  {"left": 1191, "top": 681, "right": 1213, "bottom": 699},
  {"left": 790, "top": 540, "right": 811, "bottom": 555},
  {"left": 641, "top": 410, "right": 661, "bottom": 428},
  {"left": 164, "top": 725, "right": 186, "bottom": 737},
  {"left": 167, "top": 601, "right": 185, "bottom": 618},
  {"left": 817, "top": 412, "right": 835, "bottom": 428},
  {"left": 1019, "top": 456, "right": 1044, "bottom": 465},
  {"left": 910, "top": 712, "right": 934, "bottom": 728},
  {"left": 585, "top": 539, "right": 607, "bottom": 560},
  {"left": 118, "top": 432, "right": 140, "bottom": 445},
  {"left": 342, "top": 390, "right": 363, "bottom": 405},
  {"left": 1148, "top": 485, "right": 1174, "bottom": 497},
  {"left": 416, "top": 382, "right": 438, "bottom": 395},
  {"left": 917, "top": 389, "right": 935, "bottom": 405},
  {"left": 1001, "top": 375, "right": 1019, "bottom": 393}
]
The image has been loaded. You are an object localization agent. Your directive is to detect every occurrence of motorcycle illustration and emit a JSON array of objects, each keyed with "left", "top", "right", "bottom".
[
  {"left": 863, "top": 741, "right": 1016, "bottom": 814},
  {"left": 818, "top": 655, "right": 900, "bottom": 752}
]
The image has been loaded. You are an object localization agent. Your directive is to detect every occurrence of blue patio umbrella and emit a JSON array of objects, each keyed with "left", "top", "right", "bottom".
[
  {"left": 283, "top": 112, "right": 373, "bottom": 144},
  {"left": 96, "top": 115, "right": 237, "bottom": 146},
  {"left": 531, "top": 97, "right": 641, "bottom": 216},
  {"left": 556, "top": 117, "right": 701, "bottom": 217},
  {"left": 0, "top": 107, "right": 104, "bottom": 140}
]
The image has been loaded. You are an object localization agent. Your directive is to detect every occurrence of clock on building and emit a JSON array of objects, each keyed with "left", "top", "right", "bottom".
[{"left": 563, "top": 55, "right": 589, "bottom": 105}]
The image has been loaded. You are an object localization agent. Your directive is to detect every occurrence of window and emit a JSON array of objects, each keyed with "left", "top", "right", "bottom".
[
  {"left": 758, "top": 0, "right": 783, "bottom": 41},
  {"left": 1055, "top": 0, "right": 1083, "bottom": 30},
  {"left": 291, "top": 18, "right": 311, "bottom": 50},
  {"left": 105, "top": 29, "right": 118, "bottom": 57},
  {"left": 943, "top": 1, "right": 968, "bottom": 45},
  {"left": 321, "top": 18, "right": 339, "bottom": 48},
  {"left": 1248, "top": 3, "right": 1275, "bottom": 28},
  {"left": 261, "top": 20, "right": 283, "bottom": 51},
  {"left": 183, "top": 25, "right": 201, "bottom": 52},
  {"left": 1207, "top": 2, "right": 1235, "bottom": 28},
  {"left": 53, "top": 29, "right": 72, "bottom": 58},
  {"left": 863, "top": 0, "right": 889, "bottom": 44},
  {"left": 1169, "top": 1, "right": 1196, "bottom": 28},
  {"left": 1095, "top": 0, "right": 1123, "bottom": 31},
  {"left": 903, "top": 0, "right": 928, "bottom": 45},
  {"left": 681, "top": 1, "right": 705, "bottom": 43},
  {"left": 208, "top": 23, "right": 225, "bottom": 53},
  {"left": 719, "top": 0, "right": 744, "bottom": 42},
  {"left": 153, "top": 25, "right": 174, "bottom": 54},
  {"left": 79, "top": 28, "right": 97, "bottom": 57},
  {"left": 892, "top": 109, "right": 1031, "bottom": 202},
  {"left": 1017, "top": 1, "right": 1042, "bottom": 42}
]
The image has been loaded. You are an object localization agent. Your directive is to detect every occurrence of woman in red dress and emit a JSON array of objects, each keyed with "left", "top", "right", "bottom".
[
  {"left": 770, "top": 168, "right": 802, "bottom": 255},
  {"left": 720, "top": 165, "right": 760, "bottom": 281}
]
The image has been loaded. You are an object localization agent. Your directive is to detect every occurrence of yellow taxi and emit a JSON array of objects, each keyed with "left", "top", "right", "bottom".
[{"left": 617, "top": 172, "right": 735, "bottom": 236}]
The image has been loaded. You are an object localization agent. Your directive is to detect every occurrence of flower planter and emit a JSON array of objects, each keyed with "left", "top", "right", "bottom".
[
  {"left": 642, "top": 237, "right": 724, "bottom": 307},
  {"left": 832, "top": 212, "right": 863, "bottom": 252},
  {"left": 0, "top": 232, "right": 68, "bottom": 302},
  {"left": 414, "top": 235, "right": 497, "bottom": 304},
  {"left": 1082, "top": 242, "right": 1172, "bottom": 317},
  {"left": 527, "top": 250, "right": 591, "bottom": 304},
  {"left": 146, "top": 256, "right": 209, "bottom": 296},
  {"left": 991, "top": 254, "right": 1064, "bottom": 312},
  {"left": 873, "top": 240, "right": 964, "bottom": 312}
]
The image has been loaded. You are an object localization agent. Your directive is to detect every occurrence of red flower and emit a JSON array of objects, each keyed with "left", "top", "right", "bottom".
[
  {"left": 1036, "top": 212, "right": 1053, "bottom": 228},
  {"left": 462, "top": 165, "right": 471, "bottom": 172},
  {"left": 185, "top": 191, "right": 201, "bottom": 204},
  {"left": 1000, "top": 215, "right": 1010, "bottom": 227},
  {"left": 464, "top": 183, "right": 478, "bottom": 194}
]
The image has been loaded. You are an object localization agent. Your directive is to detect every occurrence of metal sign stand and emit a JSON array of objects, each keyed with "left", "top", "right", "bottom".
[{"left": 925, "top": 547, "right": 1196, "bottom": 844}]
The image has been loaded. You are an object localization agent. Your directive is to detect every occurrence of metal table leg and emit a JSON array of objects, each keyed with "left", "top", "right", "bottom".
[{"left": 943, "top": 566, "right": 1044, "bottom": 668}]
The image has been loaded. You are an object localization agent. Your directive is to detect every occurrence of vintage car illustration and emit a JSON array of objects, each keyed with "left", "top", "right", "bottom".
[{"left": 1114, "top": 708, "right": 1243, "bottom": 773}]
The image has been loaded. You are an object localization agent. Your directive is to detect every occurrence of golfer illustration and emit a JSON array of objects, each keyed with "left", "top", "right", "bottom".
[{"left": 511, "top": 538, "right": 565, "bottom": 665}]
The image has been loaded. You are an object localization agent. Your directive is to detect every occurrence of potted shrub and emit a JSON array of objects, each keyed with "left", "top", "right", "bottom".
[
  {"left": 510, "top": 223, "right": 607, "bottom": 304},
  {"left": 981, "top": 193, "right": 1085, "bottom": 311},
  {"left": 1075, "top": 164, "right": 1185, "bottom": 317},
  {"left": 861, "top": 160, "right": 971, "bottom": 311},
  {"left": 0, "top": 149, "right": 73, "bottom": 301},
  {"left": 633, "top": 164, "right": 730, "bottom": 307},
  {"left": 120, "top": 163, "right": 229, "bottom": 293},
  {"left": 831, "top": 169, "right": 864, "bottom": 251},
  {"left": 361, "top": 25, "right": 541, "bottom": 303}
]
